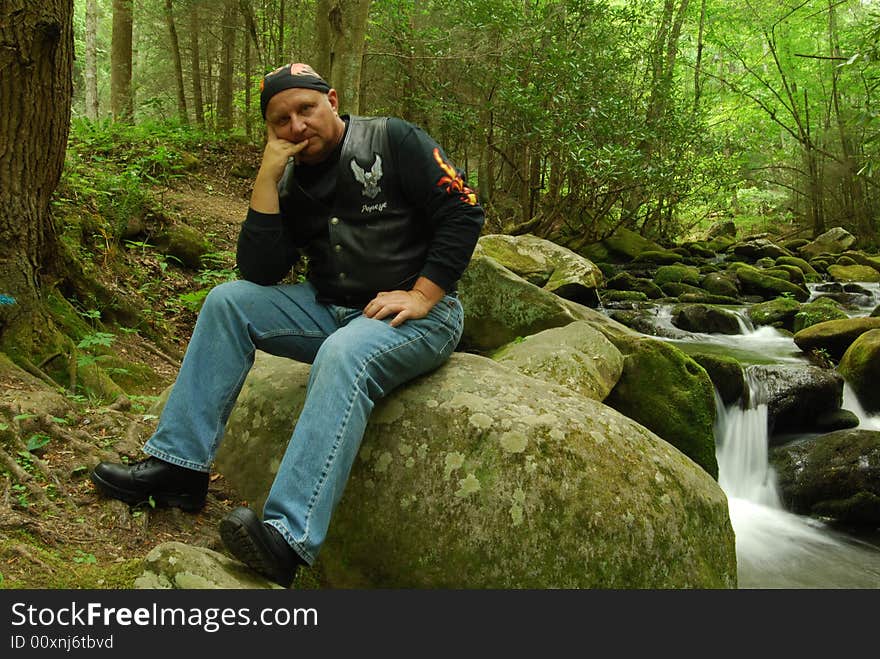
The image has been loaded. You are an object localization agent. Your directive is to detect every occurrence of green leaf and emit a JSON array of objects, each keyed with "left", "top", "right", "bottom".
[
  {"left": 13, "top": 413, "right": 37, "bottom": 421},
  {"left": 26, "top": 434, "right": 51, "bottom": 452}
]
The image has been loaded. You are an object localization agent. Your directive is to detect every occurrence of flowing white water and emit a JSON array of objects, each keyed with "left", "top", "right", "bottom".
[{"left": 716, "top": 368, "right": 880, "bottom": 589}]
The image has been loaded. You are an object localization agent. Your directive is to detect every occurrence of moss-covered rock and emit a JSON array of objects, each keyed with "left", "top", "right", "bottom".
[
  {"left": 135, "top": 542, "right": 282, "bottom": 589},
  {"left": 215, "top": 352, "right": 736, "bottom": 588},
  {"left": 605, "top": 272, "right": 664, "bottom": 299},
  {"left": 747, "top": 298, "right": 800, "bottom": 331},
  {"left": 601, "top": 290, "right": 649, "bottom": 303},
  {"left": 793, "top": 317, "right": 880, "bottom": 361},
  {"left": 457, "top": 255, "right": 578, "bottom": 352},
  {"left": 671, "top": 304, "right": 741, "bottom": 335},
  {"left": 475, "top": 235, "right": 550, "bottom": 285},
  {"left": 690, "top": 352, "right": 744, "bottom": 406},
  {"left": 660, "top": 281, "right": 708, "bottom": 298},
  {"left": 776, "top": 255, "right": 818, "bottom": 276},
  {"left": 157, "top": 223, "right": 213, "bottom": 270},
  {"left": 792, "top": 298, "right": 848, "bottom": 333},
  {"left": 702, "top": 272, "right": 739, "bottom": 298},
  {"left": 799, "top": 227, "right": 857, "bottom": 259},
  {"left": 750, "top": 364, "right": 844, "bottom": 439},
  {"left": 826, "top": 264, "right": 880, "bottom": 283},
  {"left": 579, "top": 227, "right": 664, "bottom": 264},
  {"left": 604, "top": 336, "right": 718, "bottom": 479},
  {"left": 770, "top": 429, "right": 880, "bottom": 525},
  {"left": 838, "top": 329, "right": 880, "bottom": 414},
  {"left": 633, "top": 250, "right": 684, "bottom": 265},
  {"left": 490, "top": 321, "right": 623, "bottom": 402},
  {"left": 654, "top": 265, "right": 702, "bottom": 287},
  {"left": 734, "top": 264, "right": 809, "bottom": 302}
]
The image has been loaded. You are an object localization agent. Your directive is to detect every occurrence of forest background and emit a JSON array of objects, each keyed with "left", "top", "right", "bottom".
[{"left": 0, "top": 0, "right": 879, "bottom": 587}]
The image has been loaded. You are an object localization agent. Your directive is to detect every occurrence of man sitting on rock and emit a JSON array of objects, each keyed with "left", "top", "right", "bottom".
[{"left": 90, "top": 63, "right": 484, "bottom": 587}]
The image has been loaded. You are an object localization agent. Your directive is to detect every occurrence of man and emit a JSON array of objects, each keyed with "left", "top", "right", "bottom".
[{"left": 90, "top": 63, "right": 484, "bottom": 587}]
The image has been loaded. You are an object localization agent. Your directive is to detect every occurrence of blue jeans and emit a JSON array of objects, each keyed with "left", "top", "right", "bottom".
[{"left": 144, "top": 279, "right": 463, "bottom": 564}]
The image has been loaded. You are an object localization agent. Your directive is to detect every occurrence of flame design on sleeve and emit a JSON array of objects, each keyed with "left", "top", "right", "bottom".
[{"left": 433, "top": 148, "right": 478, "bottom": 206}]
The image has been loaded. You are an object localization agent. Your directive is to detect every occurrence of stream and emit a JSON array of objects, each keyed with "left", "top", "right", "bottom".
[{"left": 610, "top": 282, "right": 880, "bottom": 588}]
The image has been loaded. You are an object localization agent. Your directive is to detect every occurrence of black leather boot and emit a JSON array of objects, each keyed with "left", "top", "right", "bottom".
[
  {"left": 220, "top": 507, "right": 304, "bottom": 587},
  {"left": 90, "top": 457, "right": 209, "bottom": 512}
]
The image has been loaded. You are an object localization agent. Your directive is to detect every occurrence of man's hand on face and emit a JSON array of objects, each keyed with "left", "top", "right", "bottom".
[
  {"left": 363, "top": 290, "right": 434, "bottom": 328},
  {"left": 258, "top": 123, "right": 308, "bottom": 184}
]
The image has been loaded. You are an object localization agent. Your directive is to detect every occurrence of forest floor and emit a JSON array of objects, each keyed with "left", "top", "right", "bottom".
[{"left": 0, "top": 139, "right": 326, "bottom": 589}]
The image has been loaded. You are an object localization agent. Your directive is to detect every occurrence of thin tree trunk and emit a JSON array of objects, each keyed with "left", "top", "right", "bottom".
[
  {"left": 217, "top": 0, "right": 237, "bottom": 131},
  {"left": 693, "top": 0, "right": 706, "bottom": 112},
  {"left": 110, "top": 0, "right": 133, "bottom": 121},
  {"left": 163, "top": 0, "right": 188, "bottom": 124},
  {"left": 189, "top": 1, "right": 205, "bottom": 128},
  {"left": 84, "top": 0, "right": 99, "bottom": 120},
  {"left": 240, "top": 0, "right": 266, "bottom": 73},
  {"left": 0, "top": 0, "right": 74, "bottom": 354}
]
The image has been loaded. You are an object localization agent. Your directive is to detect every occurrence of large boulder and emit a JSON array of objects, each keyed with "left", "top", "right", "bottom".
[
  {"left": 747, "top": 298, "right": 800, "bottom": 331},
  {"left": 490, "top": 321, "right": 624, "bottom": 402},
  {"left": 826, "top": 264, "right": 880, "bottom": 283},
  {"left": 791, "top": 298, "right": 848, "bottom": 333},
  {"left": 769, "top": 429, "right": 880, "bottom": 525},
  {"left": 838, "top": 329, "right": 880, "bottom": 414},
  {"left": 733, "top": 264, "right": 809, "bottom": 302},
  {"left": 457, "top": 255, "right": 580, "bottom": 351},
  {"left": 793, "top": 317, "right": 880, "bottom": 361},
  {"left": 578, "top": 227, "right": 665, "bottom": 264},
  {"left": 476, "top": 234, "right": 604, "bottom": 306},
  {"left": 214, "top": 352, "right": 736, "bottom": 588},
  {"left": 748, "top": 364, "right": 844, "bottom": 440},
  {"left": 799, "top": 227, "right": 857, "bottom": 259},
  {"left": 604, "top": 336, "right": 719, "bottom": 478},
  {"left": 671, "top": 303, "right": 741, "bottom": 335}
]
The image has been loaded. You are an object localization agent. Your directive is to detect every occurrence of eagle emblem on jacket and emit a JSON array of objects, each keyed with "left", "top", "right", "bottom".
[{"left": 350, "top": 154, "right": 383, "bottom": 199}]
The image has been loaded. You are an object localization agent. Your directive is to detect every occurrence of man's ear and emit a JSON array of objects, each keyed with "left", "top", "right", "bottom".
[{"left": 327, "top": 89, "right": 339, "bottom": 113}]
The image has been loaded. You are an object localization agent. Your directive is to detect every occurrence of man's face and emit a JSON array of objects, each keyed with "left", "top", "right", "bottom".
[{"left": 265, "top": 87, "right": 344, "bottom": 165}]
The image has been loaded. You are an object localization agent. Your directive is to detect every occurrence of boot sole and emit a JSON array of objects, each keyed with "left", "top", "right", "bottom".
[
  {"left": 219, "top": 509, "right": 294, "bottom": 587},
  {"left": 89, "top": 470, "right": 206, "bottom": 512}
]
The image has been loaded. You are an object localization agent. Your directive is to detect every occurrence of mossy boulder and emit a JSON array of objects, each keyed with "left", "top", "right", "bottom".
[
  {"left": 747, "top": 298, "right": 800, "bottom": 331},
  {"left": 605, "top": 272, "right": 664, "bottom": 299},
  {"left": 838, "top": 329, "right": 880, "bottom": 414},
  {"left": 215, "top": 352, "right": 736, "bottom": 588},
  {"left": 654, "top": 264, "right": 702, "bottom": 287},
  {"left": 733, "top": 264, "right": 810, "bottom": 302},
  {"left": 633, "top": 250, "right": 684, "bottom": 265},
  {"left": 457, "top": 255, "right": 578, "bottom": 351},
  {"left": 604, "top": 337, "right": 719, "bottom": 479},
  {"left": 702, "top": 272, "right": 739, "bottom": 298},
  {"left": 490, "top": 321, "right": 624, "bottom": 402},
  {"left": 157, "top": 222, "right": 213, "bottom": 269},
  {"left": 769, "top": 429, "right": 880, "bottom": 525},
  {"left": 579, "top": 227, "right": 664, "bottom": 264},
  {"left": 671, "top": 304, "right": 741, "bottom": 335},
  {"left": 776, "top": 255, "right": 818, "bottom": 276},
  {"left": 477, "top": 234, "right": 604, "bottom": 305},
  {"left": 792, "top": 298, "right": 848, "bottom": 333},
  {"left": 799, "top": 227, "right": 856, "bottom": 259},
  {"left": 601, "top": 290, "right": 649, "bottom": 303},
  {"left": 690, "top": 352, "right": 744, "bottom": 406},
  {"left": 793, "top": 317, "right": 880, "bottom": 361},
  {"left": 732, "top": 238, "right": 790, "bottom": 261},
  {"left": 750, "top": 364, "right": 844, "bottom": 439},
  {"left": 826, "top": 264, "right": 880, "bottom": 283},
  {"left": 844, "top": 251, "right": 880, "bottom": 274},
  {"left": 660, "top": 281, "right": 708, "bottom": 298}
]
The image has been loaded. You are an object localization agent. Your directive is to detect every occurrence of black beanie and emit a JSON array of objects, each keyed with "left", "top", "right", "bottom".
[{"left": 260, "top": 63, "right": 331, "bottom": 118}]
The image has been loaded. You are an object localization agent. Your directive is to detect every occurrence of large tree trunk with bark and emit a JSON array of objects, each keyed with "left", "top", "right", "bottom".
[
  {"left": 110, "top": 0, "right": 133, "bottom": 121},
  {"left": 0, "top": 0, "right": 73, "bottom": 357},
  {"left": 315, "top": 0, "right": 372, "bottom": 114}
]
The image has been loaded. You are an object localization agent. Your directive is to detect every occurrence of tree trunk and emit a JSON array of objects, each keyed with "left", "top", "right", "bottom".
[
  {"left": 0, "top": 0, "right": 73, "bottom": 355},
  {"left": 189, "top": 1, "right": 205, "bottom": 128},
  {"left": 163, "top": 0, "right": 188, "bottom": 124},
  {"left": 315, "top": 0, "right": 372, "bottom": 114},
  {"left": 110, "top": 0, "right": 133, "bottom": 121},
  {"left": 84, "top": 0, "right": 99, "bottom": 120},
  {"left": 217, "top": 0, "right": 238, "bottom": 131}
]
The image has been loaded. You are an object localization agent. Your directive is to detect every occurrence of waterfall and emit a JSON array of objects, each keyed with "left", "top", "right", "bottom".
[{"left": 715, "top": 368, "right": 880, "bottom": 589}]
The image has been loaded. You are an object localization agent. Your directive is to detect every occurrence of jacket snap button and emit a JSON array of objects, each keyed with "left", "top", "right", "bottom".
[{"left": 330, "top": 217, "right": 340, "bottom": 225}]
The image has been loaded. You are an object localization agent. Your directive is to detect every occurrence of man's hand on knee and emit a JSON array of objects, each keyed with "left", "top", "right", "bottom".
[{"left": 363, "top": 290, "right": 433, "bottom": 327}]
